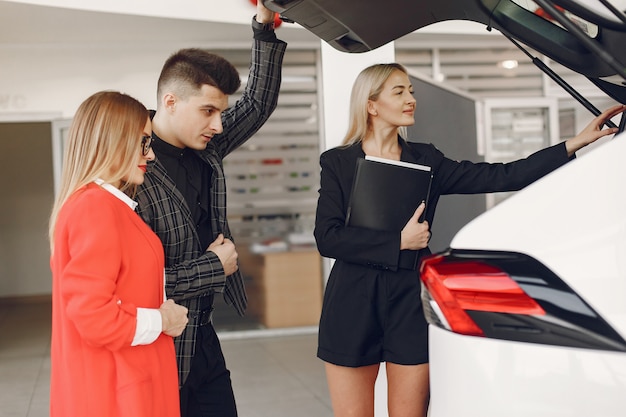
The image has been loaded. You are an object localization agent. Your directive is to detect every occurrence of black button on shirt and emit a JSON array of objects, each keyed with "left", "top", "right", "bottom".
[{"left": 151, "top": 134, "right": 213, "bottom": 250}]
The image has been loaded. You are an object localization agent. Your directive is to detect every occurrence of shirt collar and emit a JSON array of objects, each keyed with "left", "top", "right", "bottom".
[
  {"left": 152, "top": 133, "right": 188, "bottom": 160},
  {"left": 94, "top": 178, "right": 138, "bottom": 211}
]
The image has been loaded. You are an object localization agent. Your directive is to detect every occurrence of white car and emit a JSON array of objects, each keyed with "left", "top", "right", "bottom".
[
  {"left": 419, "top": 131, "right": 626, "bottom": 416},
  {"left": 264, "top": 0, "right": 626, "bottom": 415}
]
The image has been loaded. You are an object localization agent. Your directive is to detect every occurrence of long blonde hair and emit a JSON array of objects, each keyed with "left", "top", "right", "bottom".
[
  {"left": 49, "top": 91, "right": 149, "bottom": 250},
  {"left": 342, "top": 63, "right": 409, "bottom": 146}
]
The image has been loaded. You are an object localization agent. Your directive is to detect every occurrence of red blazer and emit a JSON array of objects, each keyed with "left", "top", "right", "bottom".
[{"left": 50, "top": 183, "right": 180, "bottom": 417}]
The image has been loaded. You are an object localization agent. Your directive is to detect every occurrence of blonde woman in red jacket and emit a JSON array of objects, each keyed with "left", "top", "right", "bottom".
[{"left": 49, "top": 91, "right": 189, "bottom": 417}]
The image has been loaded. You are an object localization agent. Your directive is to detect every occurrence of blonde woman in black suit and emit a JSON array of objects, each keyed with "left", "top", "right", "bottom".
[{"left": 314, "top": 62, "right": 625, "bottom": 417}]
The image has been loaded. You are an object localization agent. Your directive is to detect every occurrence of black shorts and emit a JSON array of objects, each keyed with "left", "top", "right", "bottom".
[{"left": 317, "top": 261, "right": 429, "bottom": 367}]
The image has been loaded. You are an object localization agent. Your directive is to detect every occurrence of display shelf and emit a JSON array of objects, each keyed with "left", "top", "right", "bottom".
[
  {"left": 220, "top": 50, "right": 323, "bottom": 329},
  {"left": 482, "top": 97, "right": 559, "bottom": 208},
  {"left": 223, "top": 54, "right": 321, "bottom": 247}
]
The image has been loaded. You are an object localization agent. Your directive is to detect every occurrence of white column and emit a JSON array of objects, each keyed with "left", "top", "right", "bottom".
[
  {"left": 320, "top": 41, "right": 395, "bottom": 151},
  {"left": 318, "top": 39, "right": 395, "bottom": 417}
]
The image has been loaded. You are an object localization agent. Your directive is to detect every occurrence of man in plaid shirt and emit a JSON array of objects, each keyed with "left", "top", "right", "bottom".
[{"left": 135, "top": 3, "right": 286, "bottom": 416}]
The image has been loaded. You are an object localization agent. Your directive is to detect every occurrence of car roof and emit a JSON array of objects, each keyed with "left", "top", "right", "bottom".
[{"left": 263, "top": 0, "right": 626, "bottom": 104}]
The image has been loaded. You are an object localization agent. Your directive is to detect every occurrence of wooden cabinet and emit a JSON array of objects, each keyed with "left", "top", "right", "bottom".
[{"left": 240, "top": 247, "right": 323, "bottom": 328}]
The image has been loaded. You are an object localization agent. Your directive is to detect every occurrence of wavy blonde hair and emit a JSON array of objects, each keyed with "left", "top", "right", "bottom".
[
  {"left": 342, "top": 63, "right": 409, "bottom": 146},
  {"left": 49, "top": 91, "right": 149, "bottom": 250}
]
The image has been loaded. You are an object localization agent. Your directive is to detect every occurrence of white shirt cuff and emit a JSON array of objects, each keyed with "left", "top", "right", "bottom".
[{"left": 132, "top": 308, "right": 162, "bottom": 346}]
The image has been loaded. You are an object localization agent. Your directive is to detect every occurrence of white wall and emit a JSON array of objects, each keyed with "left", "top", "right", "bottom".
[
  {"left": 4, "top": 0, "right": 253, "bottom": 24},
  {"left": 0, "top": 45, "right": 167, "bottom": 118},
  {"left": 0, "top": 0, "right": 261, "bottom": 118},
  {"left": 0, "top": 0, "right": 328, "bottom": 118}
]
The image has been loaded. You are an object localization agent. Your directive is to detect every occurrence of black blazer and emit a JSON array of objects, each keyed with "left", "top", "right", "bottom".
[
  {"left": 314, "top": 136, "right": 573, "bottom": 271},
  {"left": 136, "top": 38, "right": 287, "bottom": 387}
]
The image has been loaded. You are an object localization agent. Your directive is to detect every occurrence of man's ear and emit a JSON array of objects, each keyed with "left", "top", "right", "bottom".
[{"left": 162, "top": 93, "right": 177, "bottom": 112}]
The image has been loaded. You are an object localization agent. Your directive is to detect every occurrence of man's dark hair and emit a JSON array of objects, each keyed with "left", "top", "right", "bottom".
[{"left": 157, "top": 48, "right": 241, "bottom": 99}]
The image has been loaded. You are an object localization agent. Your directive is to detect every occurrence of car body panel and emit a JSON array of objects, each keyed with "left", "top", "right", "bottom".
[
  {"left": 450, "top": 134, "right": 626, "bottom": 338},
  {"left": 429, "top": 326, "right": 626, "bottom": 417}
]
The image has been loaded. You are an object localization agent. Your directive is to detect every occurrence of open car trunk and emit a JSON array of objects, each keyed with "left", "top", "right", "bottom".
[{"left": 263, "top": 0, "right": 626, "bottom": 117}]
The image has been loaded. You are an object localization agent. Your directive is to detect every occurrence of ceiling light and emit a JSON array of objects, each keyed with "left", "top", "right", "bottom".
[{"left": 499, "top": 59, "right": 519, "bottom": 69}]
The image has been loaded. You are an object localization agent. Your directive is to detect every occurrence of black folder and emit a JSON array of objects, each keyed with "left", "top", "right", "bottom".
[{"left": 346, "top": 156, "right": 433, "bottom": 232}]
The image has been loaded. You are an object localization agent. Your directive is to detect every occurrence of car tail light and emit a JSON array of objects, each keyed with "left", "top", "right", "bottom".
[
  {"left": 420, "top": 250, "right": 626, "bottom": 351},
  {"left": 420, "top": 255, "right": 545, "bottom": 336}
]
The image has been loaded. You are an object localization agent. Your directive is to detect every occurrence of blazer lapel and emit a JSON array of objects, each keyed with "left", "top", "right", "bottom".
[
  {"left": 400, "top": 136, "right": 430, "bottom": 167},
  {"left": 194, "top": 147, "right": 231, "bottom": 239},
  {"left": 194, "top": 147, "right": 247, "bottom": 315}
]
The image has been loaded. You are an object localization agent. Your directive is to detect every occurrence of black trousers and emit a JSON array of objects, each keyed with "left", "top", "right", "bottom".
[{"left": 179, "top": 322, "right": 237, "bottom": 417}]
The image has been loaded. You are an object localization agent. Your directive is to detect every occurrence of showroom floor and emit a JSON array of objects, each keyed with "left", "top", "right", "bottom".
[{"left": 0, "top": 298, "right": 333, "bottom": 417}]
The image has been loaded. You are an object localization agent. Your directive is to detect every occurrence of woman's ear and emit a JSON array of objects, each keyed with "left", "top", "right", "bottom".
[{"left": 367, "top": 100, "right": 378, "bottom": 117}]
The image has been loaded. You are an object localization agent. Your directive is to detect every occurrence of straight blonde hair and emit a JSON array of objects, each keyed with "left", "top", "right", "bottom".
[
  {"left": 49, "top": 91, "right": 149, "bottom": 250},
  {"left": 342, "top": 63, "right": 409, "bottom": 146}
]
